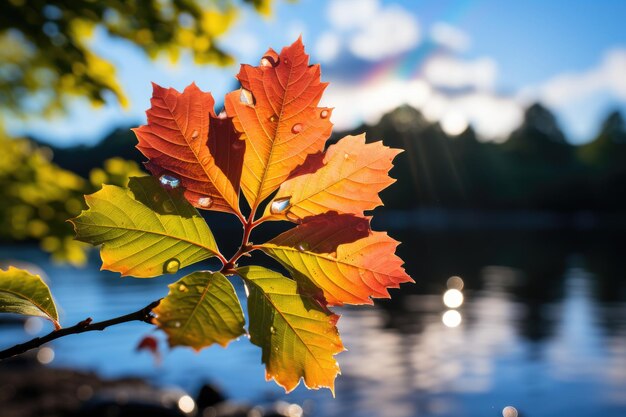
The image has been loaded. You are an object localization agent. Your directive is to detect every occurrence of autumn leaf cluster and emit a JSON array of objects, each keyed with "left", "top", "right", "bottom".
[{"left": 69, "top": 38, "right": 413, "bottom": 393}]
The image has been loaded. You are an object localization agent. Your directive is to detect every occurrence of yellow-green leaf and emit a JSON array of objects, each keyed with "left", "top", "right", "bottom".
[
  {"left": 238, "top": 266, "right": 344, "bottom": 394},
  {"left": 153, "top": 271, "right": 245, "bottom": 350},
  {"left": 0, "top": 267, "right": 60, "bottom": 329},
  {"left": 70, "top": 176, "right": 219, "bottom": 277}
]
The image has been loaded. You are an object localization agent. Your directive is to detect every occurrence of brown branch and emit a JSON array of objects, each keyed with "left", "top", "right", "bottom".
[{"left": 0, "top": 299, "right": 161, "bottom": 361}]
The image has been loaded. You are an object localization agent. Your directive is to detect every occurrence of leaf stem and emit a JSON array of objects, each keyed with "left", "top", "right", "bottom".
[
  {"left": 214, "top": 251, "right": 230, "bottom": 266},
  {"left": 222, "top": 207, "right": 266, "bottom": 274},
  {"left": 0, "top": 299, "right": 161, "bottom": 361}
]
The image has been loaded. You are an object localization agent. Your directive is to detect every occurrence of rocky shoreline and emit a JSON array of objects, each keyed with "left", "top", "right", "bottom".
[{"left": 0, "top": 355, "right": 304, "bottom": 417}]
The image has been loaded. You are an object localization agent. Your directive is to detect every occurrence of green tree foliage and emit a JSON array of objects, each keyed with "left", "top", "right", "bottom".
[
  {"left": 0, "top": 0, "right": 273, "bottom": 114},
  {"left": 0, "top": 125, "right": 144, "bottom": 264}
]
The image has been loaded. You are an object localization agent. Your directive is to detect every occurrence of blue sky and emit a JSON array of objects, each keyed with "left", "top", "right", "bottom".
[{"left": 6, "top": 0, "right": 626, "bottom": 146}]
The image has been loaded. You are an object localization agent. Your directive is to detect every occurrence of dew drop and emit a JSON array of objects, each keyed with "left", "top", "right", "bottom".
[
  {"left": 174, "top": 321, "right": 181, "bottom": 328},
  {"left": 283, "top": 58, "right": 289, "bottom": 65},
  {"left": 163, "top": 258, "right": 180, "bottom": 274},
  {"left": 269, "top": 115, "right": 278, "bottom": 123},
  {"left": 297, "top": 242, "right": 310, "bottom": 252},
  {"left": 320, "top": 109, "right": 330, "bottom": 119},
  {"left": 159, "top": 175, "right": 180, "bottom": 189},
  {"left": 274, "top": 346, "right": 279, "bottom": 352},
  {"left": 191, "top": 130, "right": 199, "bottom": 139},
  {"left": 270, "top": 326, "right": 276, "bottom": 334},
  {"left": 198, "top": 197, "right": 213, "bottom": 208},
  {"left": 343, "top": 153, "right": 350, "bottom": 160},
  {"left": 270, "top": 197, "right": 291, "bottom": 214},
  {"left": 260, "top": 55, "right": 279, "bottom": 67},
  {"left": 240, "top": 88, "right": 255, "bottom": 106},
  {"left": 178, "top": 284, "right": 188, "bottom": 293},
  {"left": 243, "top": 283, "right": 250, "bottom": 297},
  {"left": 502, "top": 406, "right": 518, "bottom": 417},
  {"left": 291, "top": 123, "right": 303, "bottom": 134}
]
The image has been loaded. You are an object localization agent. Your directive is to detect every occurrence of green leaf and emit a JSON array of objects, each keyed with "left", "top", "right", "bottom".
[
  {"left": 70, "top": 176, "right": 220, "bottom": 277},
  {"left": 0, "top": 267, "right": 60, "bottom": 329},
  {"left": 238, "top": 265, "right": 344, "bottom": 394},
  {"left": 153, "top": 271, "right": 245, "bottom": 350}
]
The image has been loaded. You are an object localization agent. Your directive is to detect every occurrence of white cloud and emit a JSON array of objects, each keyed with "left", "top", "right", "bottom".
[
  {"left": 421, "top": 90, "right": 523, "bottom": 141},
  {"left": 454, "top": 93, "right": 524, "bottom": 141},
  {"left": 430, "top": 22, "right": 471, "bottom": 52},
  {"left": 315, "top": 31, "right": 342, "bottom": 63},
  {"left": 327, "top": 0, "right": 379, "bottom": 31},
  {"left": 348, "top": 5, "right": 421, "bottom": 61},
  {"left": 423, "top": 55, "right": 497, "bottom": 91},
  {"left": 321, "top": 78, "right": 433, "bottom": 130},
  {"left": 519, "top": 48, "right": 626, "bottom": 107},
  {"left": 321, "top": 73, "right": 523, "bottom": 142}
]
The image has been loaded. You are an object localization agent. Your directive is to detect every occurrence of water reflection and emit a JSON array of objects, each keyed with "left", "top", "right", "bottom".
[{"left": 1, "top": 231, "right": 626, "bottom": 417}]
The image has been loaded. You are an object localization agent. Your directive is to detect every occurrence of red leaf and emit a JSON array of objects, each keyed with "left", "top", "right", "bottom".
[{"left": 133, "top": 83, "right": 243, "bottom": 216}]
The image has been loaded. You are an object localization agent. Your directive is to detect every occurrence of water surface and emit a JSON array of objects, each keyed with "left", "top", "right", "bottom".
[{"left": 1, "top": 229, "right": 625, "bottom": 417}]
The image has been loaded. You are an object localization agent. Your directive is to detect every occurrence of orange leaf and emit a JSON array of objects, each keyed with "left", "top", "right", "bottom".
[
  {"left": 265, "top": 134, "right": 402, "bottom": 222},
  {"left": 224, "top": 37, "right": 333, "bottom": 211},
  {"left": 134, "top": 83, "right": 244, "bottom": 216},
  {"left": 260, "top": 218, "right": 413, "bottom": 306}
]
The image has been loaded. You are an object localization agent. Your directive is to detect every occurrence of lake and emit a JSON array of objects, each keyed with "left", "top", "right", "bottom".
[{"left": 1, "top": 226, "right": 625, "bottom": 417}]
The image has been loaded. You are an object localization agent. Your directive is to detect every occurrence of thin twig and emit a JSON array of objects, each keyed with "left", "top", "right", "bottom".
[{"left": 0, "top": 299, "right": 161, "bottom": 361}]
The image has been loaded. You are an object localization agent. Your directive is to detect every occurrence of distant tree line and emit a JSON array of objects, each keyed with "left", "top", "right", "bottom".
[{"left": 42, "top": 103, "right": 626, "bottom": 213}]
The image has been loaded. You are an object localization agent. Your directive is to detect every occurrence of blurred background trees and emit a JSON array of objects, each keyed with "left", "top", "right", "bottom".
[
  {"left": 0, "top": 0, "right": 271, "bottom": 114},
  {"left": 0, "top": 0, "right": 274, "bottom": 263}
]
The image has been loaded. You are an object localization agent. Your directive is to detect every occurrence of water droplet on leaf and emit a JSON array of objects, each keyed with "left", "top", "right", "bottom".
[
  {"left": 291, "top": 123, "right": 303, "bottom": 134},
  {"left": 270, "top": 197, "right": 291, "bottom": 214},
  {"left": 178, "top": 284, "right": 188, "bottom": 292},
  {"left": 159, "top": 175, "right": 180, "bottom": 189},
  {"left": 270, "top": 326, "right": 276, "bottom": 334},
  {"left": 191, "top": 130, "right": 199, "bottom": 139},
  {"left": 240, "top": 88, "right": 255, "bottom": 106},
  {"left": 297, "top": 242, "right": 310, "bottom": 252},
  {"left": 243, "top": 283, "right": 250, "bottom": 297},
  {"left": 343, "top": 153, "right": 350, "bottom": 160},
  {"left": 274, "top": 346, "right": 279, "bottom": 352},
  {"left": 269, "top": 115, "right": 278, "bottom": 123},
  {"left": 163, "top": 258, "right": 180, "bottom": 274},
  {"left": 260, "top": 55, "right": 279, "bottom": 67},
  {"left": 198, "top": 197, "right": 213, "bottom": 208},
  {"left": 320, "top": 109, "right": 330, "bottom": 119}
]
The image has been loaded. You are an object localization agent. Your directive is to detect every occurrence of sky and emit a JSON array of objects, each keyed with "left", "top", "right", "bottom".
[{"left": 6, "top": 0, "right": 626, "bottom": 146}]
